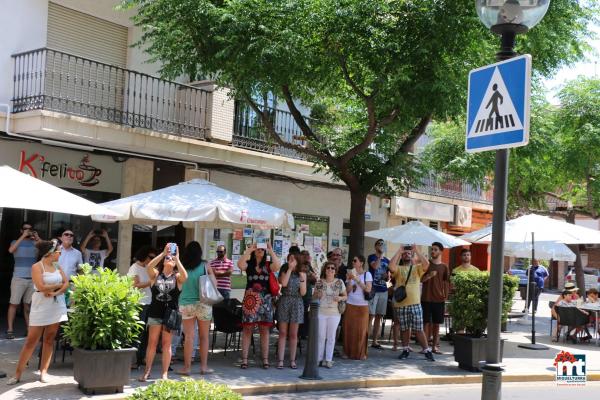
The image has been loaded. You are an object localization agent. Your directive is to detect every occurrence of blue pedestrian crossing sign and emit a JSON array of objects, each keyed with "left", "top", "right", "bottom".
[{"left": 466, "top": 54, "right": 531, "bottom": 153}]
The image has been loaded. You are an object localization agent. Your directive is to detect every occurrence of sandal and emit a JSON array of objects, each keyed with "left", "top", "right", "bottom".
[
  {"left": 6, "top": 331, "right": 15, "bottom": 340},
  {"left": 7, "top": 377, "right": 20, "bottom": 385},
  {"left": 277, "top": 360, "right": 284, "bottom": 369},
  {"left": 262, "top": 359, "right": 270, "bottom": 369},
  {"left": 138, "top": 372, "right": 150, "bottom": 382},
  {"left": 290, "top": 361, "right": 297, "bottom": 369},
  {"left": 240, "top": 358, "right": 248, "bottom": 369}
]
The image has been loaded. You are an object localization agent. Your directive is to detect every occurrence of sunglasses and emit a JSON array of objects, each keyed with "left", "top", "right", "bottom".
[
  {"left": 216, "top": 251, "right": 225, "bottom": 254},
  {"left": 375, "top": 242, "right": 384, "bottom": 246},
  {"left": 352, "top": 284, "right": 357, "bottom": 292},
  {"left": 62, "top": 233, "right": 74, "bottom": 237},
  {"left": 165, "top": 256, "right": 174, "bottom": 261},
  {"left": 326, "top": 266, "right": 336, "bottom": 271}
]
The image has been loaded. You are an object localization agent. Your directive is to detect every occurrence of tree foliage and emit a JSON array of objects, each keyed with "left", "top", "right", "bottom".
[{"left": 121, "top": 0, "right": 596, "bottom": 255}]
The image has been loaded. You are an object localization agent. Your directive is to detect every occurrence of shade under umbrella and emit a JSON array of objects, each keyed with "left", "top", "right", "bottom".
[
  {"left": 92, "top": 179, "right": 294, "bottom": 229},
  {"left": 496, "top": 241, "right": 576, "bottom": 262},
  {"left": 460, "top": 214, "right": 600, "bottom": 245},
  {"left": 0, "top": 165, "right": 119, "bottom": 216},
  {"left": 365, "top": 221, "right": 470, "bottom": 248}
]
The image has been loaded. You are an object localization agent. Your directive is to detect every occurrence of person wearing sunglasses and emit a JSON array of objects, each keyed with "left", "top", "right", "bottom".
[
  {"left": 367, "top": 239, "right": 390, "bottom": 350},
  {"left": 139, "top": 243, "right": 188, "bottom": 381},
  {"left": 57, "top": 229, "right": 83, "bottom": 281},
  {"left": 208, "top": 245, "right": 234, "bottom": 300},
  {"left": 8, "top": 239, "right": 68, "bottom": 385},
  {"left": 389, "top": 244, "right": 434, "bottom": 362},
  {"left": 342, "top": 255, "right": 372, "bottom": 360},
  {"left": 314, "top": 261, "right": 346, "bottom": 368},
  {"left": 276, "top": 254, "right": 306, "bottom": 369}
]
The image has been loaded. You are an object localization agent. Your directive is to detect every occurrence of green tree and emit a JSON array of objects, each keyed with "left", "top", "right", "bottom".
[{"left": 122, "top": 0, "right": 595, "bottom": 257}]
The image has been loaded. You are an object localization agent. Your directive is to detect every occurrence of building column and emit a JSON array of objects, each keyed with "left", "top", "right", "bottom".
[{"left": 116, "top": 158, "right": 154, "bottom": 275}]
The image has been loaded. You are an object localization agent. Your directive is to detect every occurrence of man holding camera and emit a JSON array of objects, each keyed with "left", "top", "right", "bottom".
[
  {"left": 389, "top": 244, "right": 434, "bottom": 361},
  {"left": 6, "top": 222, "right": 40, "bottom": 339}
]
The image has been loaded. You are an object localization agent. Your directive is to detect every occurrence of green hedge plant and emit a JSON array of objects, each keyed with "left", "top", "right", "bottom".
[
  {"left": 64, "top": 264, "right": 144, "bottom": 350},
  {"left": 129, "top": 379, "right": 242, "bottom": 400},
  {"left": 449, "top": 271, "right": 519, "bottom": 337}
]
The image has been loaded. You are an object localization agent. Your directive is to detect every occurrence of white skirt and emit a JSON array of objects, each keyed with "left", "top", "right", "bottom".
[{"left": 29, "top": 292, "right": 68, "bottom": 326}]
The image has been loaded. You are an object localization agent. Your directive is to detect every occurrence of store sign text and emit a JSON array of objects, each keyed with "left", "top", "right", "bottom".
[{"left": 18, "top": 151, "right": 103, "bottom": 187}]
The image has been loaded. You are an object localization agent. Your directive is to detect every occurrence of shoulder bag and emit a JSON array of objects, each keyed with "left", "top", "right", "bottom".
[
  {"left": 199, "top": 262, "right": 224, "bottom": 305},
  {"left": 363, "top": 271, "right": 376, "bottom": 301},
  {"left": 267, "top": 264, "right": 280, "bottom": 297},
  {"left": 393, "top": 264, "right": 413, "bottom": 303},
  {"left": 335, "top": 279, "right": 347, "bottom": 314},
  {"left": 163, "top": 306, "right": 182, "bottom": 332}
]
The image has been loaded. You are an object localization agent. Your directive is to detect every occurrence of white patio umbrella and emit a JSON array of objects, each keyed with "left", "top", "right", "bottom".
[
  {"left": 460, "top": 214, "right": 600, "bottom": 245},
  {"left": 496, "top": 241, "right": 576, "bottom": 262},
  {"left": 0, "top": 166, "right": 119, "bottom": 216},
  {"left": 92, "top": 179, "right": 294, "bottom": 229},
  {"left": 365, "top": 221, "right": 470, "bottom": 248}
]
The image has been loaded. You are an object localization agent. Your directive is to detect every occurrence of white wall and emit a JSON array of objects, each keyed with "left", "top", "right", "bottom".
[{"left": 0, "top": 0, "right": 48, "bottom": 105}]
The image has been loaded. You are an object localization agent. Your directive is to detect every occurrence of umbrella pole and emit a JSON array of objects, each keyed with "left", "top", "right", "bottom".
[
  {"left": 151, "top": 226, "right": 158, "bottom": 248},
  {"left": 518, "top": 232, "right": 548, "bottom": 350}
]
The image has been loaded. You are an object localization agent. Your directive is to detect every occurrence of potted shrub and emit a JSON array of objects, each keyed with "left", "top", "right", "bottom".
[
  {"left": 63, "top": 264, "right": 144, "bottom": 394},
  {"left": 130, "top": 378, "right": 242, "bottom": 400},
  {"left": 449, "top": 271, "right": 518, "bottom": 372}
]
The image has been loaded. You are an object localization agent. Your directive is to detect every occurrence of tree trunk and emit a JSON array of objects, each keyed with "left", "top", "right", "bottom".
[
  {"left": 566, "top": 211, "right": 586, "bottom": 296},
  {"left": 348, "top": 190, "right": 367, "bottom": 262}
]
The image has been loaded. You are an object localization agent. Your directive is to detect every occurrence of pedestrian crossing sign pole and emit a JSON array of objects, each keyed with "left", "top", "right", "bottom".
[{"left": 466, "top": 54, "right": 531, "bottom": 153}]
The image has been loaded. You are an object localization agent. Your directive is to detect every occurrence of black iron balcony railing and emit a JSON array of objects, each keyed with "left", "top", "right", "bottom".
[
  {"left": 233, "top": 101, "right": 309, "bottom": 159},
  {"left": 12, "top": 48, "right": 210, "bottom": 139},
  {"left": 412, "top": 175, "right": 493, "bottom": 204}
]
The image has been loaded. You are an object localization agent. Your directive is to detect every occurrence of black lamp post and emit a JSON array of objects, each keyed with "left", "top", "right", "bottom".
[{"left": 475, "top": 1, "right": 551, "bottom": 399}]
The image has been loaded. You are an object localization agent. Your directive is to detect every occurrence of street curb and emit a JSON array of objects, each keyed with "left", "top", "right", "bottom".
[{"left": 230, "top": 372, "right": 600, "bottom": 396}]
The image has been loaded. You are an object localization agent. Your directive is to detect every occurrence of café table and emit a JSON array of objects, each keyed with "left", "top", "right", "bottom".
[{"left": 579, "top": 304, "right": 600, "bottom": 346}]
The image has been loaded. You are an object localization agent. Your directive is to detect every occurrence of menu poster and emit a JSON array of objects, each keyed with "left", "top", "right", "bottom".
[
  {"left": 213, "top": 229, "right": 221, "bottom": 240},
  {"left": 232, "top": 240, "right": 241, "bottom": 255},
  {"left": 273, "top": 240, "right": 283, "bottom": 257},
  {"left": 299, "top": 224, "right": 310, "bottom": 233},
  {"left": 313, "top": 236, "right": 323, "bottom": 253},
  {"left": 332, "top": 239, "right": 340, "bottom": 248},
  {"left": 233, "top": 229, "right": 243, "bottom": 240},
  {"left": 243, "top": 228, "right": 253, "bottom": 238},
  {"left": 282, "top": 239, "right": 291, "bottom": 259},
  {"left": 232, "top": 255, "right": 241, "bottom": 274},
  {"left": 304, "top": 236, "right": 314, "bottom": 249}
]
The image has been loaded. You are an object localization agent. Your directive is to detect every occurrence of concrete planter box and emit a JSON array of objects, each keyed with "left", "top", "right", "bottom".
[
  {"left": 453, "top": 334, "right": 505, "bottom": 372},
  {"left": 73, "top": 347, "right": 136, "bottom": 395}
]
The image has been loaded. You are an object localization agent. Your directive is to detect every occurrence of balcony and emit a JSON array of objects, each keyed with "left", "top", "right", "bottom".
[
  {"left": 412, "top": 175, "right": 493, "bottom": 204},
  {"left": 232, "top": 101, "right": 308, "bottom": 160},
  {"left": 11, "top": 48, "right": 211, "bottom": 139}
]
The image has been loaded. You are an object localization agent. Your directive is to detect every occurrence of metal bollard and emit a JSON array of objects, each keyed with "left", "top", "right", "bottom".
[{"left": 300, "top": 298, "right": 322, "bottom": 380}]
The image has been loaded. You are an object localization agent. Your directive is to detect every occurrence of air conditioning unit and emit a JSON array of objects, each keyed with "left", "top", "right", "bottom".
[{"left": 453, "top": 205, "right": 472, "bottom": 228}]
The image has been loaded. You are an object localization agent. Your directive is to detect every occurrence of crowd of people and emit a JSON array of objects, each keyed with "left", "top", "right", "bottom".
[{"left": 10, "top": 220, "right": 598, "bottom": 384}]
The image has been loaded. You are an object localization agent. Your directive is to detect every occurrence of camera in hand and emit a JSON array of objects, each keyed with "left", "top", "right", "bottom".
[{"left": 403, "top": 245, "right": 412, "bottom": 251}]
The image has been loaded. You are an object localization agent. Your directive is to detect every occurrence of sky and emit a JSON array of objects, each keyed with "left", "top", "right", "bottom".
[{"left": 543, "top": 25, "right": 600, "bottom": 104}]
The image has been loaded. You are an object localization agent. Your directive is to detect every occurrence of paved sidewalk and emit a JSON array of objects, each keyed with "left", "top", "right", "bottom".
[{"left": 0, "top": 293, "right": 598, "bottom": 399}]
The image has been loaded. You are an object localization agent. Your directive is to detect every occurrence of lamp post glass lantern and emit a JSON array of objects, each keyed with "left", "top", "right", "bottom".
[
  {"left": 476, "top": 0, "right": 550, "bottom": 33},
  {"left": 475, "top": 1, "right": 551, "bottom": 399}
]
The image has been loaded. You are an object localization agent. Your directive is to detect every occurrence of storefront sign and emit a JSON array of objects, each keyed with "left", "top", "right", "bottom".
[
  {"left": 0, "top": 141, "right": 122, "bottom": 193},
  {"left": 391, "top": 196, "right": 454, "bottom": 222}
]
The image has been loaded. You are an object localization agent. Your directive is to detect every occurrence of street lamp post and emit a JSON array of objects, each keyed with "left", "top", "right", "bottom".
[{"left": 474, "top": 1, "right": 551, "bottom": 400}]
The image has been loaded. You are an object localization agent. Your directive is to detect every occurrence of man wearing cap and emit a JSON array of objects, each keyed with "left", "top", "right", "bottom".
[{"left": 367, "top": 239, "right": 390, "bottom": 349}]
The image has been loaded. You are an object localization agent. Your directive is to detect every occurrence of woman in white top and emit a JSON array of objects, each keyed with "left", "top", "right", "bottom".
[
  {"left": 343, "top": 255, "right": 373, "bottom": 360},
  {"left": 314, "top": 261, "right": 347, "bottom": 368},
  {"left": 8, "top": 239, "right": 68, "bottom": 385}
]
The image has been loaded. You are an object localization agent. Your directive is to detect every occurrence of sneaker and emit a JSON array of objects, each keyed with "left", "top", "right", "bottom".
[
  {"left": 424, "top": 350, "right": 435, "bottom": 362},
  {"left": 398, "top": 349, "right": 410, "bottom": 360}
]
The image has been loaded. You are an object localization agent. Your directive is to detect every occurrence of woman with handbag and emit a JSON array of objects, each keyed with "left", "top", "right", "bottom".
[
  {"left": 276, "top": 254, "right": 306, "bottom": 369},
  {"left": 139, "top": 243, "right": 188, "bottom": 382},
  {"left": 343, "top": 255, "right": 372, "bottom": 360},
  {"left": 177, "top": 241, "right": 217, "bottom": 376},
  {"left": 314, "top": 261, "right": 347, "bottom": 368},
  {"left": 237, "top": 242, "right": 281, "bottom": 369}
]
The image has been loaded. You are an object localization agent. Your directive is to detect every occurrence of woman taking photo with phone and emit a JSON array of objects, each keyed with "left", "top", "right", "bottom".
[
  {"left": 8, "top": 239, "right": 68, "bottom": 385},
  {"left": 237, "top": 242, "right": 281, "bottom": 369},
  {"left": 343, "top": 254, "right": 372, "bottom": 360},
  {"left": 139, "top": 243, "right": 188, "bottom": 382},
  {"left": 314, "top": 261, "right": 346, "bottom": 368},
  {"left": 276, "top": 253, "right": 306, "bottom": 369}
]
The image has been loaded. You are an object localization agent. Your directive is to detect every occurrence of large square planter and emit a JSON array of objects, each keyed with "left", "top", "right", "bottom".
[
  {"left": 73, "top": 347, "right": 136, "bottom": 395},
  {"left": 453, "top": 334, "right": 505, "bottom": 372}
]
